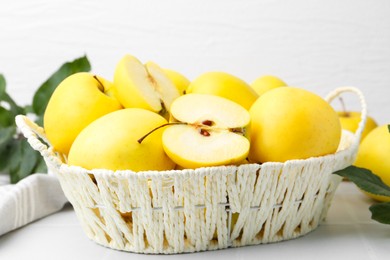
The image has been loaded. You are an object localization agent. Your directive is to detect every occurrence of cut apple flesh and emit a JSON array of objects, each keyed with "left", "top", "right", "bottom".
[
  {"left": 145, "top": 61, "right": 180, "bottom": 111},
  {"left": 163, "top": 125, "right": 250, "bottom": 169},
  {"left": 169, "top": 93, "right": 250, "bottom": 129},
  {"left": 113, "top": 55, "right": 179, "bottom": 113},
  {"left": 162, "top": 93, "right": 251, "bottom": 169}
]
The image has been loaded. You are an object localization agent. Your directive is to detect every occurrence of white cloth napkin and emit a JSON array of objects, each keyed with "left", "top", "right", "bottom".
[{"left": 0, "top": 173, "right": 68, "bottom": 236}]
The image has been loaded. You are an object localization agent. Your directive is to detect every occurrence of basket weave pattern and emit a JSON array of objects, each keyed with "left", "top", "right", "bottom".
[{"left": 16, "top": 87, "right": 366, "bottom": 254}]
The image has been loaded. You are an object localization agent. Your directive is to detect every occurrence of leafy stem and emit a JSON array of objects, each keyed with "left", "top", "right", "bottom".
[{"left": 334, "top": 165, "right": 390, "bottom": 225}]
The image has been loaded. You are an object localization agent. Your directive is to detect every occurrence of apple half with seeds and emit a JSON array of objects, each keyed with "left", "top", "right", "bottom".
[
  {"left": 113, "top": 54, "right": 180, "bottom": 116},
  {"left": 161, "top": 93, "right": 251, "bottom": 169}
]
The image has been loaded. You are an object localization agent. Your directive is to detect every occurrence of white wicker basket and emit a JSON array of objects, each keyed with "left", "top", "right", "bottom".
[{"left": 16, "top": 87, "right": 366, "bottom": 254}]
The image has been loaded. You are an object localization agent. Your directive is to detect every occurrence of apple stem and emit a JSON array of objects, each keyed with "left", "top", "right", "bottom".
[
  {"left": 93, "top": 75, "right": 105, "bottom": 92},
  {"left": 137, "top": 122, "right": 185, "bottom": 144},
  {"left": 338, "top": 97, "right": 350, "bottom": 117}
]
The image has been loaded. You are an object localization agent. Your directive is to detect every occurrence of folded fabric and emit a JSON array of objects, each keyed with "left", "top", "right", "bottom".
[{"left": 0, "top": 173, "right": 68, "bottom": 236}]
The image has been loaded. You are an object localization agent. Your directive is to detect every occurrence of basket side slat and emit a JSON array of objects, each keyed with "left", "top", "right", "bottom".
[{"left": 241, "top": 164, "right": 282, "bottom": 244}]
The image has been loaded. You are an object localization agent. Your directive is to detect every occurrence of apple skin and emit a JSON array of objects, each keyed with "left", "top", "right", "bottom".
[
  {"left": 249, "top": 87, "right": 342, "bottom": 163},
  {"left": 44, "top": 72, "right": 122, "bottom": 155},
  {"left": 251, "top": 75, "right": 287, "bottom": 97},
  {"left": 337, "top": 111, "right": 377, "bottom": 142},
  {"left": 354, "top": 124, "right": 390, "bottom": 202},
  {"left": 68, "top": 108, "right": 176, "bottom": 171},
  {"left": 163, "top": 68, "right": 190, "bottom": 95},
  {"left": 186, "top": 72, "right": 258, "bottom": 110}
]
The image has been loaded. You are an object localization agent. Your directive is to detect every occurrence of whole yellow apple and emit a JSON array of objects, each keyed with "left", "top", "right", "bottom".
[
  {"left": 186, "top": 72, "right": 258, "bottom": 110},
  {"left": 68, "top": 108, "right": 176, "bottom": 171},
  {"left": 251, "top": 75, "right": 287, "bottom": 97},
  {"left": 249, "top": 87, "right": 342, "bottom": 163},
  {"left": 44, "top": 72, "right": 122, "bottom": 155},
  {"left": 163, "top": 68, "right": 190, "bottom": 95},
  {"left": 354, "top": 124, "right": 390, "bottom": 202},
  {"left": 337, "top": 111, "right": 377, "bottom": 141}
]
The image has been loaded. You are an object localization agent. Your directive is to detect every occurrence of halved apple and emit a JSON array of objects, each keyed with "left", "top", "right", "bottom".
[
  {"left": 163, "top": 68, "right": 190, "bottom": 95},
  {"left": 113, "top": 55, "right": 180, "bottom": 116},
  {"left": 161, "top": 93, "right": 251, "bottom": 169}
]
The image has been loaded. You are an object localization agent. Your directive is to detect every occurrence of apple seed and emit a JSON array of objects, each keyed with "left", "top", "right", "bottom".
[
  {"left": 199, "top": 129, "right": 211, "bottom": 137},
  {"left": 202, "top": 120, "right": 214, "bottom": 126},
  {"left": 230, "top": 127, "right": 246, "bottom": 135}
]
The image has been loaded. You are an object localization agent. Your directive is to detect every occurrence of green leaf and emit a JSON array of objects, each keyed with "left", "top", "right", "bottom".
[
  {"left": 23, "top": 104, "right": 34, "bottom": 114},
  {"left": 19, "top": 140, "right": 39, "bottom": 180},
  {"left": 9, "top": 139, "right": 40, "bottom": 184},
  {"left": 388, "top": 124, "right": 390, "bottom": 133},
  {"left": 7, "top": 139, "right": 22, "bottom": 183},
  {"left": 0, "top": 74, "right": 25, "bottom": 117},
  {"left": 0, "top": 126, "right": 15, "bottom": 149},
  {"left": 0, "top": 74, "right": 6, "bottom": 98},
  {"left": 32, "top": 55, "right": 91, "bottom": 119},
  {"left": 0, "top": 127, "right": 16, "bottom": 171},
  {"left": 334, "top": 165, "right": 390, "bottom": 197},
  {"left": 0, "top": 148, "right": 10, "bottom": 171},
  {"left": 370, "top": 202, "right": 390, "bottom": 224},
  {"left": 1, "top": 132, "right": 46, "bottom": 183},
  {"left": 32, "top": 156, "right": 47, "bottom": 174},
  {"left": 1, "top": 92, "right": 25, "bottom": 117},
  {"left": 0, "top": 106, "right": 14, "bottom": 127},
  {"left": 0, "top": 92, "right": 25, "bottom": 120}
]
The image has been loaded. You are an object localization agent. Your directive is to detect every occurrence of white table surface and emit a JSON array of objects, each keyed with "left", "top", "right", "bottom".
[{"left": 0, "top": 181, "right": 389, "bottom": 260}]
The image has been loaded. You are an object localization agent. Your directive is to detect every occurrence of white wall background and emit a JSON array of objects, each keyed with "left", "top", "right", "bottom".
[{"left": 1, "top": 0, "right": 389, "bottom": 124}]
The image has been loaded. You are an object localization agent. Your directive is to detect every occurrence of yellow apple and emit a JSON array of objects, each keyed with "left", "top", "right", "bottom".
[
  {"left": 44, "top": 72, "right": 122, "bottom": 155},
  {"left": 249, "top": 87, "right": 341, "bottom": 163},
  {"left": 163, "top": 68, "right": 190, "bottom": 95},
  {"left": 354, "top": 124, "right": 390, "bottom": 202},
  {"left": 161, "top": 93, "right": 251, "bottom": 169},
  {"left": 68, "top": 108, "right": 176, "bottom": 171},
  {"left": 251, "top": 75, "right": 287, "bottom": 97},
  {"left": 186, "top": 72, "right": 258, "bottom": 110},
  {"left": 337, "top": 111, "right": 377, "bottom": 141},
  {"left": 113, "top": 55, "right": 180, "bottom": 116}
]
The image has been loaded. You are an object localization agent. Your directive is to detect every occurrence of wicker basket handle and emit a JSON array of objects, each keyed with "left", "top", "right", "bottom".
[
  {"left": 325, "top": 86, "right": 367, "bottom": 145},
  {"left": 15, "top": 115, "right": 63, "bottom": 168}
]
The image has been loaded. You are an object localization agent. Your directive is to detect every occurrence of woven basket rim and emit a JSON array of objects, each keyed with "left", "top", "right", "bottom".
[{"left": 60, "top": 131, "right": 354, "bottom": 178}]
